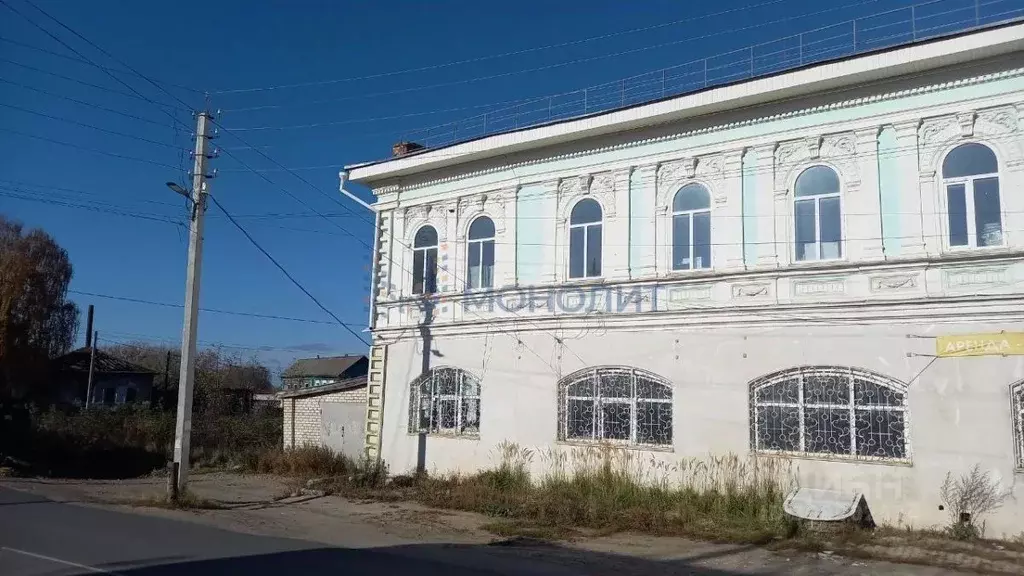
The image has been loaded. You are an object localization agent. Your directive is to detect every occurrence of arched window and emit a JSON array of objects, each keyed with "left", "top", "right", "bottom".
[
  {"left": 749, "top": 366, "right": 908, "bottom": 461},
  {"left": 942, "top": 143, "right": 1002, "bottom": 248},
  {"left": 558, "top": 367, "right": 672, "bottom": 446},
  {"left": 412, "top": 225, "right": 438, "bottom": 295},
  {"left": 568, "top": 199, "right": 602, "bottom": 279},
  {"left": 1012, "top": 381, "right": 1024, "bottom": 469},
  {"left": 794, "top": 166, "right": 842, "bottom": 262},
  {"left": 466, "top": 216, "right": 495, "bottom": 290},
  {"left": 409, "top": 367, "right": 480, "bottom": 435},
  {"left": 672, "top": 183, "right": 712, "bottom": 270}
]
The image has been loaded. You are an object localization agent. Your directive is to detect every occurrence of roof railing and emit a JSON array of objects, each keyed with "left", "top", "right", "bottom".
[{"left": 402, "top": 0, "right": 1024, "bottom": 149}]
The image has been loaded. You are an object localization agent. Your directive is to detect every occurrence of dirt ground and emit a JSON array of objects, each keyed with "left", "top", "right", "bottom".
[{"left": 3, "top": 473, "right": 1021, "bottom": 575}]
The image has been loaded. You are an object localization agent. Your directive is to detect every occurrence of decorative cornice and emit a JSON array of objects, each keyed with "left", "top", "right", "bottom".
[{"left": 373, "top": 68, "right": 1024, "bottom": 196}]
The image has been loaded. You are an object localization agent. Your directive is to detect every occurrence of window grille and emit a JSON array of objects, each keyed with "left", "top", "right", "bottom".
[
  {"left": 558, "top": 367, "right": 672, "bottom": 447},
  {"left": 409, "top": 367, "right": 480, "bottom": 436},
  {"left": 750, "top": 366, "right": 909, "bottom": 462}
]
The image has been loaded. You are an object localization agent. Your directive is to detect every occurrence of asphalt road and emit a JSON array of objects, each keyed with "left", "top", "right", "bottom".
[{"left": 0, "top": 486, "right": 753, "bottom": 576}]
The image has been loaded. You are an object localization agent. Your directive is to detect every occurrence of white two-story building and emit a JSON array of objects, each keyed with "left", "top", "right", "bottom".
[{"left": 346, "top": 21, "right": 1024, "bottom": 536}]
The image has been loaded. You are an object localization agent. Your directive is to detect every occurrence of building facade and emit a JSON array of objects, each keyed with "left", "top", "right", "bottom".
[
  {"left": 282, "top": 379, "right": 367, "bottom": 461},
  {"left": 347, "top": 23, "right": 1024, "bottom": 536},
  {"left": 281, "top": 355, "right": 369, "bottom": 391}
]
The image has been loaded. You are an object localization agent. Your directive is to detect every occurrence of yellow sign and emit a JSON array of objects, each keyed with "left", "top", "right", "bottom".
[{"left": 936, "top": 332, "right": 1024, "bottom": 358}]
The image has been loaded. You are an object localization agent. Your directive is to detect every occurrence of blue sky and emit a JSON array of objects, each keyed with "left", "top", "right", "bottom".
[{"left": 1, "top": 0, "right": 965, "bottom": 378}]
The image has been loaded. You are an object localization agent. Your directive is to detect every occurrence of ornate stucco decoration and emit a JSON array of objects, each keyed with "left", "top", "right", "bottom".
[
  {"left": 731, "top": 283, "right": 771, "bottom": 298},
  {"left": 656, "top": 154, "right": 729, "bottom": 209},
  {"left": 774, "top": 131, "right": 859, "bottom": 194},
  {"left": 870, "top": 274, "right": 919, "bottom": 292},
  {"left": 380, "top": 68, "right": 1024, "bottom": 193},
  {"left": 558, "top": 171, "right": 617, "bottom": 219},
  {"left": 919, "top": 105, "right": 1022, "bottom": 171}
]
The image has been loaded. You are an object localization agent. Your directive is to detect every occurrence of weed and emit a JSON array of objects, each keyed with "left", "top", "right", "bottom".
[
  {"left": 346, "top": 444, "right": 795, "bottom": 544},
  {"left": 131, "top": 491, "right": 226, "bottom": 510},
  {"left": 939, "top": 464, "right": 1010, "bottom": 540}
]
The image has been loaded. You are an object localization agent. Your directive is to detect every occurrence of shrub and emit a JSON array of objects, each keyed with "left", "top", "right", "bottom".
[
  {"left": 18, "top": 405, "right": 283, "bottom": 478},
  {"left": 939, "top": 464, "right": 1010, "bottom": 540}
]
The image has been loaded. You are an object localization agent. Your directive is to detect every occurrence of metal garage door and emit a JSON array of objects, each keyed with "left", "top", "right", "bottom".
[{"left": 320, "top": 402, "right": 365, "bottom": 461}]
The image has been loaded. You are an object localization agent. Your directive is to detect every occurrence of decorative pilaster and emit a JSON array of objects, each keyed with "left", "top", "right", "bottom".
[
  {"left": 629, "top": 164, "right": 658, "bottom": 279},
  {"left": 754, "top": 143, "right": 781, "bottom": 268},
  {"left": 499, "top": 187, "right": 517, "bottom": 288},
  {"left": 538, "top": 180, "right": 560, "bottom": 284},
  {"left": 392, "top": 205, "right": 409, "bottom": 296},
  {"left": 608, "top": 168, "right": 633, "bottom": 279},
  {"left": 715, "top": 150, "right": 746, "bottom": 270},
  {"left": 893, "top": 120, "right": 926, "bottom": 258},
  {"left": 849, "top": 127, "right": 885, "bottom": 262}
]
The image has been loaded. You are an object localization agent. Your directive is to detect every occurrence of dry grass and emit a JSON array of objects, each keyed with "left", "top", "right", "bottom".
[
  {"left": 235, "top": 443, "right": 1024, "bottom": 572},
  {"left": 129, "top": 491, "right": 227, "bottom": 510},
  {"left": 332, "top": 442, "right": 798, "bottom": 544}
]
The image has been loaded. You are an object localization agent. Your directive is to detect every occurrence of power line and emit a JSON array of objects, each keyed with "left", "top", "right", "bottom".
[
  {"left": 209, "top": 0, "right": 795, "bottom": 95},
  {"left": 68, "top": 289, "right": 351, "bottom": 327},
  {"left": 0, "top": 102, "right": 183, "bottom": 149},
  {"left": 0, "top": 56, "right": 186, "bottom": 109},
  {"left": 9, "top": 0, "right": 594, "bottom": 373},
  {"left": 0, "top": 77, "right": 178, "bottom": 128},
  {"left": 2, "top": 3, "right": 373, "bottom": 350},
  {"left": 208, "top": 0, "right": 884, "bottom": 113},
  {"left": 102, "top": 332, "right": 335, "bottom": 354},
  {"left": 226, "top": 128, "right": 1022, "bottom": 180},
  {"left": 0, "top": 178, "right": 184, "bottom": 208},
  {"left": 0, "top": 127, "right": 182, "bottom": 169},
  {"left": 205, "top": 193, "right": 371, "bottom": 346},
  {"left": 395, "top": 0, "right": 986, "bottom": 144},
  {"left": 0, "top": 187, "right": 186, "bottom": 227},
  {"left": 0, "top": 34, "right": 204, "bottom": 94},
  {"left": 1, "top": 0, "right": 197, "bottom": 133},
  {"left": 211, "top": 120, "right": 592, "bottom": 371},
  {"left": 221, "top": 97, "right": 539, "bottom": 124}
]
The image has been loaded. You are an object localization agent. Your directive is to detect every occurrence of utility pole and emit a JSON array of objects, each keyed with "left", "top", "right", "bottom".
[
  {"left": 85, "top": 330, "right": 98, "bottom": 407},
  {"left": 172, "top": 111, "right": 214, "bottom": 494},
  {"left": 163, "top": 350, "right": 172, "bottom": 408},
  {"left": 84, "top": 305, "right": 95, "bottom": 407}
]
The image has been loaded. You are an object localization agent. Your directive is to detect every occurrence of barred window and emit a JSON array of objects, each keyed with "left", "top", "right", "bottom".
[
  {"left": 409, "top": 367, "right": 480, "bottom": 436},
  {"left": 750, "top": 366, "right": 909, "bottom": 462},
  {"left": 1013, "top": 381, "right": 1024, "bottom": 469},
  {"left": 558, "top": 367, "right": 673, "bottom": 447}
]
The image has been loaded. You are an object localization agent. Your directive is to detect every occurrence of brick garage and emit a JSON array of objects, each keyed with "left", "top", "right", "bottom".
[{"left": 281, "top": 377, "right": 367, "bottom": 460}]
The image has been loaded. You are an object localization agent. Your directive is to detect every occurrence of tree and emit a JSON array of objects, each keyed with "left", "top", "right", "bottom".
[
  {"left": 0, "top": 216, "right": 79, "bottom": 399},
  {"left": 106, "top": 342, "right": 274, "bottom": 413}
]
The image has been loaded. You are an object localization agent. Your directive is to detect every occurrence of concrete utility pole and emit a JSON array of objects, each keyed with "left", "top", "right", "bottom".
[
  {"left": 172, "top": 111, "right": 214, "bottom": 493},
  {"left": 85, "top": 331, "right": 98, "bottom": 407}
]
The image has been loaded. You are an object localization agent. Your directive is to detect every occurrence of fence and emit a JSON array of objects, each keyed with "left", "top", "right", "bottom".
[{"left": 403, "top": 0, "right": 1024, "bottom": 149}]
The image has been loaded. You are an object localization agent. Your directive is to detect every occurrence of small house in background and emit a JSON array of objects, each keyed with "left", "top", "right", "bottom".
[
  {"left": 50, "top": 347, "right": 156, "bottom": 406},
  {"left": 196, "top": 362, "right": 276, "bottom": 416},
  {"left": 280, "top": 355, "right": 369, "bottom": 460},
  {"left": 281, "top": 355, "right": 368, "bottom": 390}
]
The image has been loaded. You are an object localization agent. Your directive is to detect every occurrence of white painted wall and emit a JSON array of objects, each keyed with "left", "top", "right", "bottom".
[
  {"left": 379, "top": 319, "right": 1024, "bottom": 537},
  {"left": 355, "top": 41, "right": 1024, "bottom": 539}
]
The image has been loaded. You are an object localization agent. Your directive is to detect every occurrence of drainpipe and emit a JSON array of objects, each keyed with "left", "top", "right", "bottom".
[{"left": 339, "top": 170, "right": 379, "bottom": 337}]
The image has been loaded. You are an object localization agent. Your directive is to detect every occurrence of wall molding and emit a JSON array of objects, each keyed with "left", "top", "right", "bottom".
[{"left": 374, "top": 68, "right": 1024, "bottom": 197}]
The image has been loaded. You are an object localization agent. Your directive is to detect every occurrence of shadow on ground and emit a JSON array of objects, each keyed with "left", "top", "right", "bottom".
[{"left": 108, "top": 542, "right": 755, "bottom": 576}]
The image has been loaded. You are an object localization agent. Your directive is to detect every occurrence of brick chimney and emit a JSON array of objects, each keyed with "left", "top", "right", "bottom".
[{"left": 392, "top": 141, "right": 424, "bottom": 157}]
